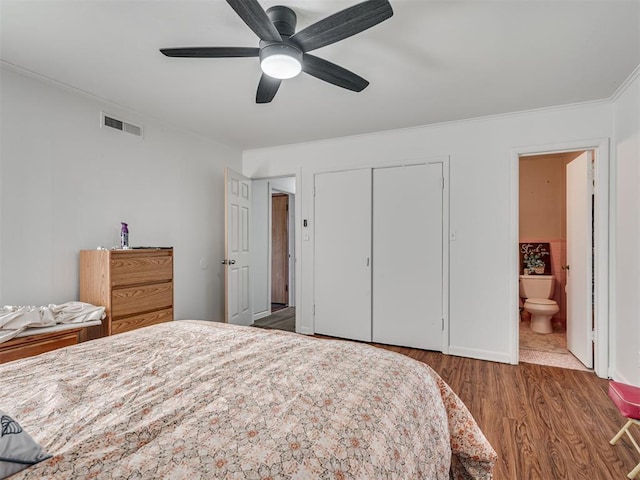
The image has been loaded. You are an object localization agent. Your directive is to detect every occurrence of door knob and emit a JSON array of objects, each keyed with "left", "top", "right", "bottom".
[
  {"left": 562, "top": 264, "right": 570, "bottom": 270},
  {"left": 221, "top": 259, "right": 236, "bottom": 265},
  {"left": 229, "top": 259, "right": 236, "bottom": 265}
]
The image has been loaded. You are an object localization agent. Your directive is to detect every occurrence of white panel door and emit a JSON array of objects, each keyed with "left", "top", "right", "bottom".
[
  {"left": 314, "top": 169, "right": 372, "bottom": 341},
  {"left": 566, "top": 152, "right": 594, "bottom": 368},
  {"left": 372, "top": 163, "right": 443, "bottom": 350},
  {"left": 225, "top": 168, "right": 252, "bottom": 325}
]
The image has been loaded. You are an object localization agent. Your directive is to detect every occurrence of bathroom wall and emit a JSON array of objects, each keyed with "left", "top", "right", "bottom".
[{"left": 519, "top": 151, "right": 583, "bottom": 325}]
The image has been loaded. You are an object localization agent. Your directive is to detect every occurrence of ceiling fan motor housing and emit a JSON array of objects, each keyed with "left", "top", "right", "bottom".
[
  {"left": 266, "top": 5, "right": 297, "bottom": 36},
  {"left": 259, "top": 42, "right": 302, "bottom": 63}
]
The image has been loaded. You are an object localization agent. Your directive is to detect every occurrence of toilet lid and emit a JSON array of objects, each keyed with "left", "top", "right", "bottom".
[{"left": 525, "top": 298, "right": 557, "bottom": 306}]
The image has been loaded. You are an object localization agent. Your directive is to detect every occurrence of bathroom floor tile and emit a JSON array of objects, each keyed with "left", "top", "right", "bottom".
[{"left": 519, "top": 320, "right": 592, "bottom": 371}]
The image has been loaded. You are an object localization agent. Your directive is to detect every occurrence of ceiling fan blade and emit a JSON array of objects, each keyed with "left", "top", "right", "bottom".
[
  {"left": 226, "top": 0, "right": 282, "bottom": 43},
  {"left": 302, "top": 54, "right": 369, "bottom": 92},
  {"left": 290, "top": 0, "right": 393, "bottom": 53},
  {"left": 160, "top": 47, "right": 259, "bottom": 58},
  {"left": 256, "top": 74, "right": 282, "bottom": 103}
]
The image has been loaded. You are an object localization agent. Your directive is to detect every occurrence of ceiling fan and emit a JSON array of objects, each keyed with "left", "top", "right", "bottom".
[{"left": 160, "top": 0, "right": 393, "bottom": 103}]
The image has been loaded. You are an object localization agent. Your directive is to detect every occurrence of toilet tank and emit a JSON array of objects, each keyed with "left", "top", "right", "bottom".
[{"left": 519, "top": 275, "right": 555, "bottom": 299}]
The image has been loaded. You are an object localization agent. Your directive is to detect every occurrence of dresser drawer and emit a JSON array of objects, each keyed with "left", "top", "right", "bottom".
[
  {"left": 111, "top": 254, "right": 173, "bottom": 287},
  {"left": 0, "top": 329, "right": 82, "bottom": 364},
  {"left": 111, "top": 282, "right": 173, "bottom": 318},
  {"left": 111, "top": 308, "right": 173, "bottom": 335}
]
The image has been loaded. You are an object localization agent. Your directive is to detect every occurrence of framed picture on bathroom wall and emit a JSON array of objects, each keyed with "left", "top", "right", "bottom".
[{"left": 519, "top": 242, "right": 552, "bottom": 275}]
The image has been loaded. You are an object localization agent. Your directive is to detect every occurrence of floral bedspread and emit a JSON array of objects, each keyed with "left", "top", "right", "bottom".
[{"left": 1, "top": 320, "right": 496, "bottom": 479}]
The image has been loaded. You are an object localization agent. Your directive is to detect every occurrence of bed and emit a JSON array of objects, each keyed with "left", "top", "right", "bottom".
[{"left": 0, "top": 320, "right": 496, "bottom": 479}]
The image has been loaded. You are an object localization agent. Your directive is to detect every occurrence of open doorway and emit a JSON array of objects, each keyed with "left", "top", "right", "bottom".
[
  {"left": 251, "top": 176, "right": 296, "bottom": 333},
  {"left": 518, "top": 151, "right": 592, "bottom": 371},
  {"left": 511, "top": 138, "right": 610, "bottom": 377}
]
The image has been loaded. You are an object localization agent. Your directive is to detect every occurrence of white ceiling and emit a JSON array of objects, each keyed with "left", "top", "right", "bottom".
[{"left": 1, "top": 1, "right": 639, "bottom": 150}]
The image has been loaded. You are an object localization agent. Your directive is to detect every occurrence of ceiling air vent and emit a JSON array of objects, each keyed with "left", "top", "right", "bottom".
[{"left": 101, "top": 112, "right": 143, "bottom": 138}]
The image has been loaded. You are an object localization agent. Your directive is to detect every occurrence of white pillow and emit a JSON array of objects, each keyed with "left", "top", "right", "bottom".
[{"left": 0, "top": 410, "right": 51, "bottom": 479}]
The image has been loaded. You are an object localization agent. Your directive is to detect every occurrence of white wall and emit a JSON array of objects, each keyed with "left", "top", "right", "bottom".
[
  {"left": 612, "top": 70, "right": 640, "bottom": 384},
  {"left": 270, "top": 177, "right": 296, "bottom": 194},
  {"left": 243, "top": 102, "right": 614, "bottom": 363},
  {"left": 250, "top": 179, "right": 271, "bottom": 320},
  {"left": 0, "top": 66, "right": 242, "bottom": 321}
]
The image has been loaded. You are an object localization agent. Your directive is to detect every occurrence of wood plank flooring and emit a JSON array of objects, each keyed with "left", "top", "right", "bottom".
[
  {"left": 373, "top": 344, "right": 637, "bottom": 480},
  {"left": 255, "top": 310, "right": 637, "bottom": 478},
  {"left": 253, "top": 307, "right": 295, "bottom": 332}
]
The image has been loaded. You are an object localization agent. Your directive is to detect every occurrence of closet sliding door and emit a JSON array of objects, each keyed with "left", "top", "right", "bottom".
[
  {"left": 314, "top": 169, "right": 372, "bottom": 341},
  {"left": 372, "top": 163, "right": 443, "bottom": 350}
]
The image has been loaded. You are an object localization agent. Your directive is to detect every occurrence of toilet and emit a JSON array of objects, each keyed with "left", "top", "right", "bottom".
[{"left": 519, "top": 274, "right": 559, "bottom": 334}]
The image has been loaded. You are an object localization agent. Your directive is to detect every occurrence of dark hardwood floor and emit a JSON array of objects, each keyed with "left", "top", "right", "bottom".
[{"left": 374, "top": 344, "right": 637, "bottom": 480}]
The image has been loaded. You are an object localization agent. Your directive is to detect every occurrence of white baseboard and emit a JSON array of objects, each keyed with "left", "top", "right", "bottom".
[
  {"left": 610, "top": 369, "right": 637, "bottom": 386},
  {"left": 447, "top": 346, "right": 512, "bottom": 364}
]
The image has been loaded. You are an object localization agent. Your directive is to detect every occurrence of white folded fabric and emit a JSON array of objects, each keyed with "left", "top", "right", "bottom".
[
  {"left": 0, "top": 327, "right": 24, "bottom": 343},
  {"left": 0, "top": 306, "right": 55, "bottom": 330},
  {"left": 49, "top": 302, "right": 105, "bottom": 324},
  {"left": 0, "top": 302, "right": 106, "bottom": 344},
  {"left": 48, "top": 302, "right": 86, "bottom": 315},
  {"left": 0, "top": 307, "right": 28, "bottom": 329}
]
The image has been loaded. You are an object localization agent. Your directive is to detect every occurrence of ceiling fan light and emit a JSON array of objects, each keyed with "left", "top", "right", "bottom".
[
  {"left": 261, "top": 54, "right": 301, "bottom": 79},
  {"left": 260, "top": 43, "right": 302, "bottom": 80}
]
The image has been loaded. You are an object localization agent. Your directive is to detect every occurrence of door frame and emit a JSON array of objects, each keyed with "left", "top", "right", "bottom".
[
  {"left": 310, "top": 155, "right": 450, "bottom": 353},
  {"left": 509, "top": 138, "right": 610, "bottom": 377}
]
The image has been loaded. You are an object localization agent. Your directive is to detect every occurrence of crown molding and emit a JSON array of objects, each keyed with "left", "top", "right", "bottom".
[{"left": 610, "top": 63, "right": 640, "bottom": 102}]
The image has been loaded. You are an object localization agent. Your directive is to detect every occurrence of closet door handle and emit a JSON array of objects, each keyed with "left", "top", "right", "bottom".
[{"left": 366, "top": 257, "right": 370, "bottom": 267}]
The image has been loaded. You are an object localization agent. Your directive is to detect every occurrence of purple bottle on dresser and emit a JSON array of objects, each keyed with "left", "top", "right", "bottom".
[{"left": 120, "top": 222, "right": 129, "bottom": 249}]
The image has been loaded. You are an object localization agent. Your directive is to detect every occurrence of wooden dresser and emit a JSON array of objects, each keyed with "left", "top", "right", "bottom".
[{"left": 80, "top": 248, "right": 173, "bottom": 338}]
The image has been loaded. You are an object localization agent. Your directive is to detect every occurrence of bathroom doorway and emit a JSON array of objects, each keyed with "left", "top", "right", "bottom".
[
  {"left": 518, "top": 151, "right": 590, "bottom": 370},
  {"left": 511, "top": 138, "right": 610, "bottom": 377}
]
